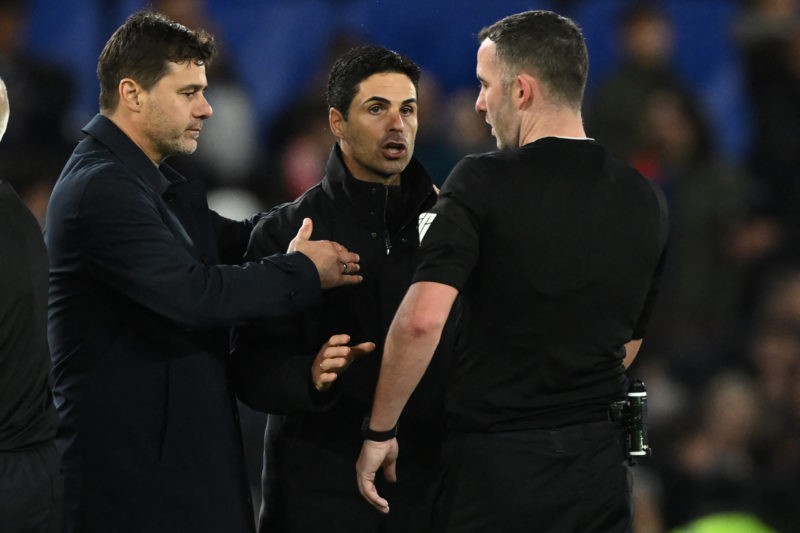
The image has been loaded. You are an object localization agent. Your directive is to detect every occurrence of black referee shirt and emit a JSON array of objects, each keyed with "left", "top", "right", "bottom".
[{"left": 414, "top": 137, "right": 668, "bottom": 432}]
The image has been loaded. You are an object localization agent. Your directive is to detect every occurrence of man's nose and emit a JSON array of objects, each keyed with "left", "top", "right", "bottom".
[
  {"left": 196, "top": 94, "right": 213, "bottom": 119},
  {"left": 388, "top": 108, "right": 404, "bottom": 130},
  {"left": 475, "top": 90, "right": 486, "bottom": 113}
]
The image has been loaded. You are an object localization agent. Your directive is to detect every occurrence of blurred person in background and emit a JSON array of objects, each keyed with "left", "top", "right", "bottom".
[
  {"left": 733, "top": 0, "right": 800, "bottom": 320},
  {"left": 414, "top": 82, "right": 496, "bottom": 187},
  {"left": 232, "top": 44, "right": 456, "bottom": 533},
  {"left": 0, "top": 74, "right": 62, "bottom": 533},
  {"left": 744, "top": 267, "right": 800, "bottom": 532},
  {"left": 45, "top": 11, "right": 361, "bottom": 532},
  {"left": 586, "top": 2, "right": 689, "bottom": 163},
  {"left": 626, "top": 88, "right": 752, "bottom": 385},
  {"left": 0, "top": 0, "right": 75, "bottom": 225},
  {"left": 658, "top": 372, "right": 765, "bottom": 528}
]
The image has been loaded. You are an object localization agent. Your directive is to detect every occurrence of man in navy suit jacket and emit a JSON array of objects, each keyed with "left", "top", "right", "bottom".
[{"left": 45, "top": 11, "right": 362, "bottom": 532}]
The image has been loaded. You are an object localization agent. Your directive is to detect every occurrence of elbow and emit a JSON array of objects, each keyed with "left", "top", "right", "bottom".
[{"left": 399, "top": 312, "right": 446, "bottom": 339}]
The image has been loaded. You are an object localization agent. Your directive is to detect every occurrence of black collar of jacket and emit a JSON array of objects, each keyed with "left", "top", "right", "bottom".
[
  {"left": 82, "top": 114, "right": 188, "bottom": 197},
  {"left": 320, "top": 143, "right": 435, "bottom": 210}
]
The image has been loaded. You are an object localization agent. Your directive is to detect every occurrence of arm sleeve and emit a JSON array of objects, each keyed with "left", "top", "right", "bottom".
[
  {"left": 210, "top": 209, "right": 255, "bottom": 265},
  {"left": 631, "top": 247, "right": 667, "bottom": 339},
  {"left": 78, "top": 173, "right": 321, "bottom": 329},
  {"left": 413, "top": 158, "right": 485, "bottom": 290},
  {"left": 632, "top": 179, "right": 670, "bottom": 339}
]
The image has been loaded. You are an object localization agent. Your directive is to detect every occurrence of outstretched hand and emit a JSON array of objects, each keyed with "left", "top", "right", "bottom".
[
  {"left": 288, "top": 218, "right": 362, "bottom": 289},
  {"left": 356, "top": 438, "right": 399, "bottom": 514},
  {"left": 312, "top": 334, "right": 375, "bottom": 391}
]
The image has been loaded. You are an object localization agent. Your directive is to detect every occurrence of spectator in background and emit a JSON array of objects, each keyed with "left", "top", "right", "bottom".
[
  {"left": 745, "top": 267, "right": 800, "bottom": 532},
  {"left": 586, "top": 3, "right": 689, "bottom": 162},
  {"left": 658, "top": 372, "right": 765, "bottom": 529},
  {"left": 0, "top": 0, "right": 75, "bottom": 225},
  {"left": 414, "top": 82, "right": 495, "bottom": 186},
  {"left": 733, "top": 0, "right": 800, "bottom": 266},
  {"left": 628, "top": 88, "right": 752, "bottom": 384},
  {"left": 0, "top": 75, "right": 62, "bottom": 532}
]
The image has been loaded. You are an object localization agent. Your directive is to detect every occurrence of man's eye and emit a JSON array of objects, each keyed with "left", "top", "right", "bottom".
[{"left": 369, "top": 105, "right": 382, "bottom": 113}]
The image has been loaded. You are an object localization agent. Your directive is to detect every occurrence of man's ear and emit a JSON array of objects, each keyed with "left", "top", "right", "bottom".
[
  {"left": 515, "top": 73, "right": 538, "bottom": 110},
  {"left": 119, "top": 78, "right": 143, "bottom": 112},
  {"left": 329, "top": 107, "right": 345, "bottom": 139}
]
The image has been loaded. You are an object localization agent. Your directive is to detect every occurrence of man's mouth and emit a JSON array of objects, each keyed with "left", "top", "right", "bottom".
[{"left": 381, "top": 140, "right": 407, "bottom": 160}]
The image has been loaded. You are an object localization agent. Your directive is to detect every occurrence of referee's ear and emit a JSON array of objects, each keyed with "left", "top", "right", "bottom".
[{"left": 515, "top": 73, "right": 538, "bottom": 110}]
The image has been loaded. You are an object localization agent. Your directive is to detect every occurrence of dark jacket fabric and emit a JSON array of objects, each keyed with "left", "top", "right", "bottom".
[
  {"left": 232, "top": 145, "right": 457, "bottom": 532},
  {"left": 0, "top": 181, "right": 58, "bottom": 452},
  {"left": 45, "top": 114, "right": 321, "bottom": 533}
]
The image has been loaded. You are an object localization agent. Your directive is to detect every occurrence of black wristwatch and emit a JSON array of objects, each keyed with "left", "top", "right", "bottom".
[{"left": 361, "top": 416, "right": 398, "bottom": 442}]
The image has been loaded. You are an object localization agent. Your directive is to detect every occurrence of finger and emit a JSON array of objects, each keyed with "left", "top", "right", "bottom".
[
  {"left": 350, "top": 342, "right": 376, "bottom": 357},
  {"left": 326, "top": 334, "right": 350, "bottom": 347},
  {"left": 338, "top": 251, "right": 360, "bottom": 265},
  {"left": 317, "top": 372, "right": 339, "bottom": 385},
  {"left": 357, "top": 477, "right": 390, "bottom": 514},
  {"left": 294, "top": 217, "right": 313, "bottom": 241},
  {"left": 342, "top": 261, "right": 360, "bottom": 274},
  {"left": 383, "top": 460, "right": 397, "bottom": 484},
  {"left": 337, "top": 274, "right": 363, "bottom": 286},
  {"left": 323, "top": 346, "right": 352, "bottom": 359},
  {"left": 319, "top": 354, "right": 350, "bottom": 371}
]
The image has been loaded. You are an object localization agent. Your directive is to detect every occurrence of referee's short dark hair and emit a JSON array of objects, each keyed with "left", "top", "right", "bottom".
[
  {"left": 326, "top": 45, "right": 420, "bottom": 119},
  {"left": 479, "top": 10, "right": 588, "bottom": 110}
]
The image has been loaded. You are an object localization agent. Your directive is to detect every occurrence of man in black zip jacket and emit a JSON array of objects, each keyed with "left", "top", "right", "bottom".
[{"left": 232, "top": 45, "right": 456, "bottom": 532}]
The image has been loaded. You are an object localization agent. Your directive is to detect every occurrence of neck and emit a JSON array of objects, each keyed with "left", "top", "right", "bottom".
[
  {"left": 518, "top": 103, "right": 586, "bottom": 147},
  {"left": 105, "top": 111, "right": 162, "bottom": 167}
]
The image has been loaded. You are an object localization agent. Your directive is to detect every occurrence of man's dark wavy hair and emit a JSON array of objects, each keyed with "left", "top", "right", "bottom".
[{"left": 97, "top": 10, "right": 217, "bottom": 113}]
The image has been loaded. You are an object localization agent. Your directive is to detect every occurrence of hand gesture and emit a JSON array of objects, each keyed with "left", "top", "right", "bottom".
[
  {"left": 312, "top": 334, "right": 375, "bottom": 391},
  {"left": 288, "top": 218, "right": 362, "bottom": 289},
  {"left": 356, "top": 438, "right": 399, "bottom": 514}
]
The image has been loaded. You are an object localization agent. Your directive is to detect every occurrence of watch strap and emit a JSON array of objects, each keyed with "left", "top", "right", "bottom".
[{"left": 361, "top": 416, "right": 398, "bottom": 441}]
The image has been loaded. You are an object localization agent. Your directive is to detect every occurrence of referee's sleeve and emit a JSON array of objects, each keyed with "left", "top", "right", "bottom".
[{"left": 413, "top": 159, "right": 484, "bottom": 291}]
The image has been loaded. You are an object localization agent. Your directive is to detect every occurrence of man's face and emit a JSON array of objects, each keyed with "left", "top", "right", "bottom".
[
  {"left": 475, "top": 38, "right": 519, "bottom": 150},
  {"left": 139, "top": 60, "right": 212, "bottom": 164},
  {"left": 333, "top": 72, "right": 418, "bottom": 183}
]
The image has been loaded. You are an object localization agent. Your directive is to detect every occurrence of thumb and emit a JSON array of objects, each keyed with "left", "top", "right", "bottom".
[{"left": 295, "top": 217, "right": 313, "bottom": 241}]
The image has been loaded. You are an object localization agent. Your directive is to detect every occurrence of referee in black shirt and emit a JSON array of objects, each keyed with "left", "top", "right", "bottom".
[{"left": 356, "top": 10, "right": 668, "bottom": 532}]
